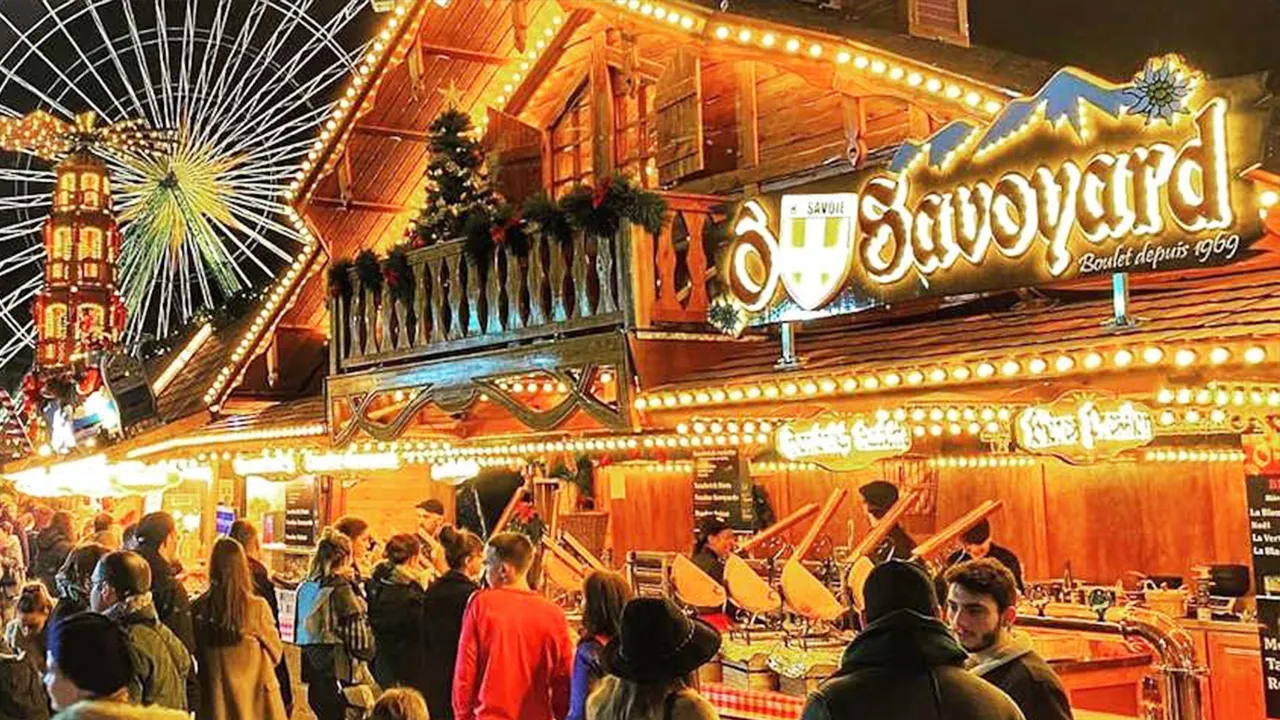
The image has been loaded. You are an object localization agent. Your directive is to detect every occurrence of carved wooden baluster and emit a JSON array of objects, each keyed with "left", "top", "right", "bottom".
[
  {"left": 487, "top": 251, "right": 504, "bottom": 333},
  {"left": 549, "top": 236, "right": 569, "bottom": 322},
  {"left": 351, "top": 288, "right": 365, "bottom": 357},
  {"left": 597, "top": 231, "right": 618, "bottom": 314},
  {"left": 683, "top": 211, "right": 710, "bottom": 313},
  {"left": 465, "top": 256, "right": 484, "bottom": 336},
  {"left": 446, "top": 254, "right": 464, "bottom": 341},
  {"left": 527, "top": 236, "right": 548, "bottom": 326},
  {"left": 429, "top": 256, "right": 447, "bottom": 344},
  {"left": 413, "top": 260, "right": 428, "bottom": 347},
  {"left": 572, "top": 233, "right": 592, "bottom": 318},
  {"left": 505, "top": 246, "right": 524, "bottom": 331},
  {"left": 329, "top": 296, "right": 343, "bottom": 372},
  {"left": 655, "top": 212, "right": 679, "bottom": 313},
  {"left": 366, "top": 289, "right": 381, "bottom": 355},
  {"left": 381, "top": 285, "right": 394, "bottom": 352}
]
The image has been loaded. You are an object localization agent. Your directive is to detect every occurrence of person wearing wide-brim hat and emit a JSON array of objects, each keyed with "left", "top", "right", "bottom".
[{"left": 588, "top": 597, "right": 723, "bottom": 720}]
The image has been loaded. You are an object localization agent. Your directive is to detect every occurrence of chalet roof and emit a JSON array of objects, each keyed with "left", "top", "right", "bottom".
[
  {"left": 642, "top": 269, "right": 1280, "bottom": 395},
  {"left": 144, "top": 314, "right": 258, "bottom": 423},
  {"left": 202, "top": 395, "right": 327, "bottom": 434},
  {"left": 686, "top": 0, "right": 1058, "bottom": 93}
]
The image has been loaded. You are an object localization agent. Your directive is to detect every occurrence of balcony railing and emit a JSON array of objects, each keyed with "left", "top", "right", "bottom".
[{"left": 330, "top": 192, "right": 722, "bottom": 374}]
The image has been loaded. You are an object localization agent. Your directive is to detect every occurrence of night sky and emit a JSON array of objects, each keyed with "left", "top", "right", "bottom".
[{"left": 969, "top": 0, "right": 1280, "bottom": 82}]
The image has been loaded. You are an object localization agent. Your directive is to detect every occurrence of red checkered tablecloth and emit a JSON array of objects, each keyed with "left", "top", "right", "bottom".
[{"left": 703, "top": 683, "right": 806, "bottom": 720}]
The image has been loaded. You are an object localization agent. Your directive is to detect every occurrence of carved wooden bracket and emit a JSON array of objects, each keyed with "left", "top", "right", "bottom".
[
  {"left": 332, "top": 384, "right": 443, "bottom": 446},
  {"left": 474, "top": 364, "right": 628, "bottom": 432}
]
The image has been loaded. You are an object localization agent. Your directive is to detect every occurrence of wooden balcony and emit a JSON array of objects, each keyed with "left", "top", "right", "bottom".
[{"left": 329, "top": 192, "right": 723, "bottom": 375}]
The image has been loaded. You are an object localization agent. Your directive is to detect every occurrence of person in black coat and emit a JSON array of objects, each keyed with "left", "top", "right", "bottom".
[
  {"left": 421, "top": 526, "right": 485, "bottom": 720},
  {"left": 858, "top": 481, "right": 917, "bottom": 564},
  {"left": 367, "top": 534, "right": 430, "bottom": 693},
  {"left": 945, "top": 519, "right": 1025, "bottom": 592},
  {"left": 31, "top": 512, "right": 74, "bottom": 593},
  {"left": 133, "top": 512, "right": 199, "bottom": 711},
  {"left": 230, "top": 519, "right": 293, "bottom": 715},
  {"left": 944, "top": 559, "right": 1073, "bottom": 720}
]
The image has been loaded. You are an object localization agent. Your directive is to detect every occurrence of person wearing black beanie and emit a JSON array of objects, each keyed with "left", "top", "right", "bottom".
[
  {"left": 44, "top": 612, "right": 134, "bottom": 709},
  {"left": 857, "top": 481, "right": 917, "bottom": 564},
  {"left": 800, "top": 561, "right": 1025, "bottom": 720}
]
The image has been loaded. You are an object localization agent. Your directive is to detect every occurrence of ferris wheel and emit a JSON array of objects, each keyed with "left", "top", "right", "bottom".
[{"left": 0, "top": 0, "right": 379, "bottom": 374}]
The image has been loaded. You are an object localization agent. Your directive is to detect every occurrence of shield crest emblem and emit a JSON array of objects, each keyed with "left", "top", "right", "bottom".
[{"left": 778, "top": 194, "right": 857, "bottom": 311}]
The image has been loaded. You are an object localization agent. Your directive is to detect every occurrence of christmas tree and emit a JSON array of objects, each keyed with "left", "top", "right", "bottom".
[{"left": 408, "top": 108, "right": 501, "bottom": 248}]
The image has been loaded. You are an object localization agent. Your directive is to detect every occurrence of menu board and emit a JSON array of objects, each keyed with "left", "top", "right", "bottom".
[
  {"left": 1248, "top": 474, "right": 1280, "bottom": 596},
  {"left": 692, "top": 449, "right": 754, "bottom": 531},
  {"left": 276, "top": 587, "right": 297, "bottom": 644},
  {"left": 1245, "top": 434, "right": 1280, "bottom": 717},
  {"left": 284, "top": 479, "right": 317, "bottom": 547}
]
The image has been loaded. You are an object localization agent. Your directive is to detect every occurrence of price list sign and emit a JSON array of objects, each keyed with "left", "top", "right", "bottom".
[
  {"left": 285, "top": 479, "right": 317, "bottom": 548},
  {"left": 692, "top": 449, "right": 754, "bottom": 531}
]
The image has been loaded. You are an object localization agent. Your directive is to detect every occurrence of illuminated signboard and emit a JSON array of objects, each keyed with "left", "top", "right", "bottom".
[
  {"left": 717, "top": 56, "right": 1270, "bottom": 328},
  {"left": 1014, "top": 394, "right": 1154, "bottom": 463},
  {"left": 776, "top": 414, "right": 912, "bottom": 470}
]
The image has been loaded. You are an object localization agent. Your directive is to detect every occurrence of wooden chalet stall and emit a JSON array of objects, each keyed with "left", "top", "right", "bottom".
[{"left": 23, "top": 0, "right": 1271, "bottom": 718}]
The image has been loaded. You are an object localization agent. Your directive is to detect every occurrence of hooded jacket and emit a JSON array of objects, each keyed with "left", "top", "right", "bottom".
[
  {"left": 106, "top": 595, "right": 193, "bottom": 712},
  {"left": 32, "top": 526, "right": 74, "bottom": 591},
  {"left": 968, "top": 632, "right": 1073, "bottom": 720},
  {"left": 366, "top": 560, "right": 428, "bottom": 694},
  {"left": 801, "top": 610, "right": 1025, "bottom": 720}
]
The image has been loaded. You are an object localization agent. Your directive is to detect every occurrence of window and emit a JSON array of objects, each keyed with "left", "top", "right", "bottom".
[
  {"left": 44, "top": 303, "right": 67, "bottom": 339},
  {"left": 612, "top": 74, "right": 658, "bottom": 188},
  {"left": 549, "top": 82, "right": 594, "bottom": 198},
  {"left": 56, "top": 173, "right": 76, "bottom": 210},
  {"left": 81, "top": 172, "right": 101, "bottom": 208},
  {"left": 79, "top": 227, "right": 103, "bottom": 260},
  {"left": 52, "top": 228, "right": 73, "bottom": 260}
]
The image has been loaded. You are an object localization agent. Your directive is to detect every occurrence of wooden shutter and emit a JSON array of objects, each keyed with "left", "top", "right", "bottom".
[
  {"left": 485, "top": 109, "right": 544, "bottom": 205},
  {"left": 908, "top": 0, "right": 970, "bottom": 48},
  {"left": 655, "top": 47, "right": 704, "bottom": 186}
]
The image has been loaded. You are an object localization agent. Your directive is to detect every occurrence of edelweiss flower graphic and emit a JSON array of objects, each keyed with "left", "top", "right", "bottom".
[
  {"left": 708, "top": 298, "right": 746, "bottom": 337},
  {"left": 1125, "top": 57, "right": 1197, "bottom": 124}
]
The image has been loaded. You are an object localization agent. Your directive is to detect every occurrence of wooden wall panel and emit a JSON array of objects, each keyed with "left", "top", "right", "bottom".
[
  {"left": 698, "top": 59, "right": 741, "bottom": 177},
  {"left": 755, "top": 65, "right": 846, "bottom": 174},
  {"left": 340, "top": 469, "right": 457, "bottom": 542},
  {"left": 600, "top": 459, "right": 1250, "bottom": 586},
  {"left": 934, "top": 461, "right": 1250, "bottom": 585}
]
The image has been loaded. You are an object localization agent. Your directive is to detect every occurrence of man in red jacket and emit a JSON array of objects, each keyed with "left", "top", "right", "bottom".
[{"left": 453, "top": 532, "right": 573, "bottom": 720}]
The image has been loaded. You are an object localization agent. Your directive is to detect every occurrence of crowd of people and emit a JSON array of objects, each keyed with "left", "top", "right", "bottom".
[{"left": 0, "top": 491, "right": 1071, "bottom": 720}]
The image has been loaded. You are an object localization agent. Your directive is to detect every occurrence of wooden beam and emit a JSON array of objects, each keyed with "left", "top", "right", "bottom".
[
  {"left": 352, "top": 124, "right": 432, "bottom": 142},
  {"left": 506, "top": 8, "right": 593, "bottom": 117},
  {"left": 419, "top": 42, "right": 510, "bottom": 66},
  {"left": 841, "top": 95, "right": 868, "bottom": 168},
  {"left": 605, "top": 46, "right": 664, "bottom": 83},
  {"left": 337, "top": 151, "right": 353, "bottom": 204},
  {"left": 734, "top": 61, "right": 759, "bottom": 169},
  {"left": 590, "top": 33, "right": 615, "bottom": 178},
  {"left": 309, "top": 197, "right": 408, "bottom": 213}
]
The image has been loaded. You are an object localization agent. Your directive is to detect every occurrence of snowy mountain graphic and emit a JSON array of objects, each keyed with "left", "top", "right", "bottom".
[{"left": 889, "top": 57, "right": 1195, "bottom": 173}]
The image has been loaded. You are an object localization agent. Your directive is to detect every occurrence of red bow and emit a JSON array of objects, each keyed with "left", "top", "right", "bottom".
[{"left": 591, "top": 178, "right": 614, "bottom": 209}]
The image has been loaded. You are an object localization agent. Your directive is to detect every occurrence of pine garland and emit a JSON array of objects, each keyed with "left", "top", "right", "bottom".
[
  {"left": 381, "top": 247, "right": 413, "bottom": 304},
  {"left": 327, "top": 259, "right": 355, "bottom": 301},
  {"left": 355, "top": 249, "right": 383, "bottom": 298}
]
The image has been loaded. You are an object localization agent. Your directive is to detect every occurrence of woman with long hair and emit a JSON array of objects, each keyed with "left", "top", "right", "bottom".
[
  {"left": 191, "top": 537, "right": 287, "bottom": 720},
  {"left": 367, "top": 533, "right": 428, "bottom": 693},
  {"left": 370, "top": 688, "right": 429, "bottom": 720},
  {"left": 296, "top": 528, "right": 378, "bottom": 720},
  {"left": 3, "top": 581, "right": 53, "bottom": 671},
  {"left": 50, "top": 543, "right": 109, "bottom": 624},
  {"left": 588, "top": 598, "right": 722, "bottom": 720},
  {"left": 420, "top": 526, "right": 485, "bottom": 720},
  {"left": 568, "top": 571, "right": 632, "bottom": 720}
]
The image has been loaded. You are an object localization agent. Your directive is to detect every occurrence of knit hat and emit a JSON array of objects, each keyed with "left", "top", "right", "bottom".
[
  {"left": 604, "top": 598, "right": 722, "bottom": 683},
  {"left": 858, "top": 481, "right": 899, "bottom": 513},
  {"left": 46, "top": 612, "right": 134, "bottom": 697},
  {"left": 863, "top": 560, "right": 938, "bottom": 623}
]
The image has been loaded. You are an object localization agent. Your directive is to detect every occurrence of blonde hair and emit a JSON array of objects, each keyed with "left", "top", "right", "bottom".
[
  {"left": 587, "top": 674, "right": 696, "bottom": 720},
  {"left": 370, "top": 688, "right": 429, "bottom": 720},
  {"left": 307, "top": 528, "right": 353, "bottom": 581}
]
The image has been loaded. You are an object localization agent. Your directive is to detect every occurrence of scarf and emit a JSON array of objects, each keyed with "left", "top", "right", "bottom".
[
  {"left": 104, "top": 592, "right": 156, "bottom": 623},
  {"left": 965, "top": 628, "right": 1035, "bottom": 677}
]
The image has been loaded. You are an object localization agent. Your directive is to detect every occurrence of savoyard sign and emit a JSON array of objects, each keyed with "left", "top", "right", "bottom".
[{"left": 716, "top": 56, "right": 1272, "bottom": 328}]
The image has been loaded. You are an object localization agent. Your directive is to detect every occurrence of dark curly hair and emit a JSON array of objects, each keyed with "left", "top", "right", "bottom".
[{"left": 944, "top": 558, "right": 1018, "bottom": 612}]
